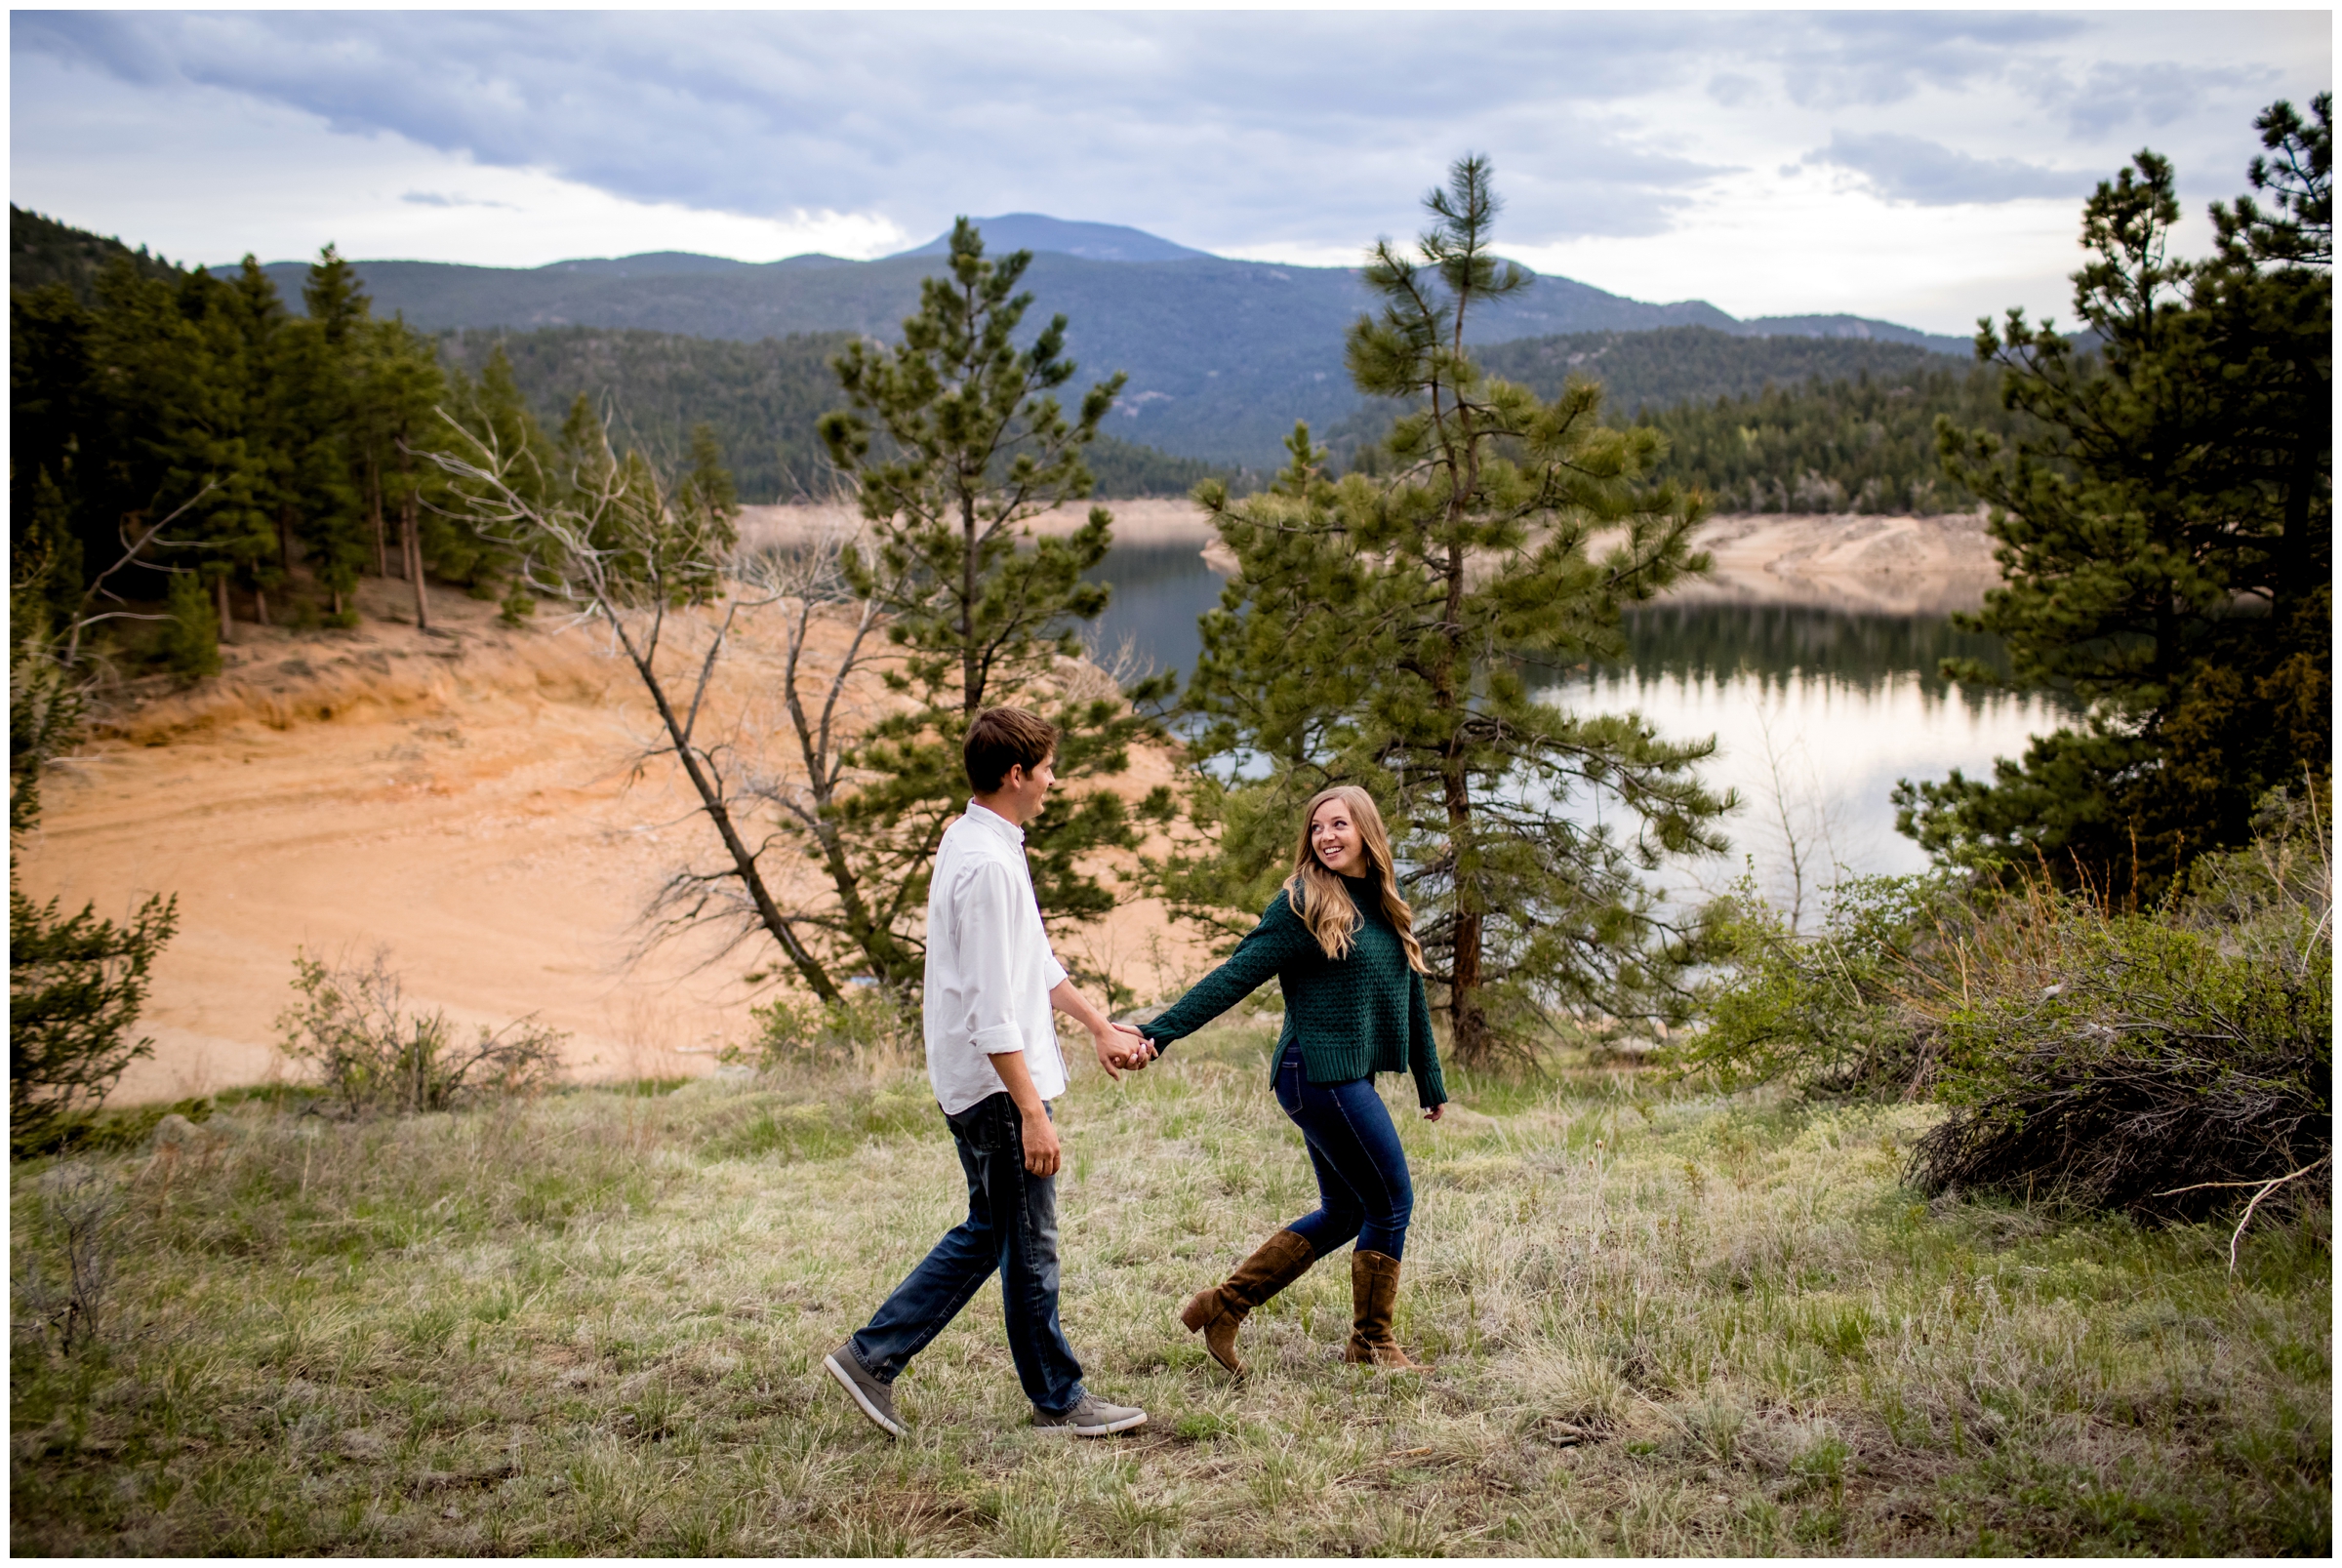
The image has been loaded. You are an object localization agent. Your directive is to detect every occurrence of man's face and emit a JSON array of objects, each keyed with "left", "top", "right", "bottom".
[{"left": 1000, "top": 751, "right": 1056, "bottom": 825}]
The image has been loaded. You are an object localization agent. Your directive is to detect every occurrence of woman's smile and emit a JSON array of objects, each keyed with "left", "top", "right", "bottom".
[{"left": 1311, "top": 800, "right": 1364, "bottom": 875}]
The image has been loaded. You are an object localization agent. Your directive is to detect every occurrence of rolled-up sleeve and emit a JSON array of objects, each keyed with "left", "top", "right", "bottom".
[{"left": 956, "top": 861, "right": 1030, "bottom": 1057}]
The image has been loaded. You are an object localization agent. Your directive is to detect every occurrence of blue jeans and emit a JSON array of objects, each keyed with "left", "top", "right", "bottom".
[
  {"left": 846, "top": 1092, "right": 1086, "bottom": 1415},
  {"left": 1273, "top": 1039, "right": 1415, "bottom": 1260}
]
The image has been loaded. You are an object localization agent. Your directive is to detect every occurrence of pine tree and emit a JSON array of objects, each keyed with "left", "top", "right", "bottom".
[
  {"left": 84, "top": 260, "right": 276, "bottom": 637},
  {"left": 9, "top": 553, "right": 178, "bottom": 1152},
  {"left": 274, "top": 247, "right": 369, "bottom": 619},
  {"left": 678, "top": 422, "right": 743, "bottom": 553},
  {"left": 439, "top": 342, "right": 552, "bottom": 605},
  {"left": 1903, "top": 101, "right": 2332, "bottom": 897},
  {"left": 1166, "top": 157, "right": 1729, "bottom": 1065},
  {"left": 815, "top": 219, "right": 1171, "bottom": 973}
]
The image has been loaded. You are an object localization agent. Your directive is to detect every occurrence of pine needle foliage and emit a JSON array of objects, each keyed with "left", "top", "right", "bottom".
[
  {"left": 817, "top": 219, "right": 1173, "bottom": 950},
  {"left": 1901, "top": 100, "right": 2331, "bottom": 899},
  {"left": 1163, "top": 157, "right": 1730, "bottom": 1066}
]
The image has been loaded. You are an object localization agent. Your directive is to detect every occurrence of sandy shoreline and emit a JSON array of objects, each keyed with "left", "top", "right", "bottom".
[
  {"left": 745, "top": 501, "right": 1999, "bottom": 615},
  {"left": 18, "top": 582, "right": 1210, "bottom": 1106}
]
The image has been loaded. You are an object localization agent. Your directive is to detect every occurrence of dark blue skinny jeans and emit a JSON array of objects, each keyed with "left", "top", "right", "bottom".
[
  {"left": 846, "top": 1092, "right": 1086, "bottom": 1415},
  {"left": 1273, "top": 1039, "right": 1415, "bottom": 1260}
]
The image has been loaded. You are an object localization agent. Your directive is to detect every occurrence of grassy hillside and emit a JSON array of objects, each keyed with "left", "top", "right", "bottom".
[
  {"left": 11, "top": 1024, "right": 2326, "bottom": 1554},
  {"left": 10, "top": 205, "right": 187, "bottom": 302},
  {"left": 435, "top": 326, "right": 1232, "bottom": 502}
]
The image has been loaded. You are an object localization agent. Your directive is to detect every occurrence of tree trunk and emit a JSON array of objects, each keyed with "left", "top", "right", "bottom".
[
  {"left": 254, "top": 586, "right": 269, "bottom": 627},
  {"left": 276, "top": 506, "right": 295, "bottom": 574},
  {"left": 399, "top": 446, "right": 430, "bottom": 631},
  {"left": 960, "top": 487, "right": 981, "bottom": 715},
  {"left": 615, "top": 619, "right": 841, "bottom": 1003},
  {"left": 370, "top": 459, "right": 390, "bottom": 578},
  {"left": 214, "top": 574, "right": 234, "bottom": 644},
  {"left": 405, "top": 494, "right": 429, "bottom": 631},
  {"left": 1442, "top": 759, "right": 1493, "bottom": 1066}
]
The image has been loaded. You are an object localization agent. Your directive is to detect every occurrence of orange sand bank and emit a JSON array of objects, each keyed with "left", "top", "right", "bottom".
[{"left": 17, "top": 580, "right": 1207, "bottom": 1106}]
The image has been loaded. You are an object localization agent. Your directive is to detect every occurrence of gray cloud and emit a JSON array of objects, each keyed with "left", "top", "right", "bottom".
[
  {"left": 2054, "top": 60, "right": 2277, "bottom": 138},
  {"left": 10, "top": 10, "right": 2324, "bottom": 259},
  {"left": 9, "top": 9, "right": 2081, "bottom": 252},
  {"left": 1803, "top": 131, "right": 2086, "bottom": 206}
]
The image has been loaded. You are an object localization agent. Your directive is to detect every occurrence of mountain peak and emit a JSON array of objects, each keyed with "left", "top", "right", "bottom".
[{"left": 889, "top": 214, "right": 1213, "bottom": 263}]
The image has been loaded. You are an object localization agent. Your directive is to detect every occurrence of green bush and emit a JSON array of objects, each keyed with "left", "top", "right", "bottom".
[
  {"left": 1686, "top": 790, "right": 2332, "bottom": 1219},
  {"left": 730, "top": 986, "right": 918, "bottom": 1072},
  {"left": 10, "top": 889, "right": 180, "bottom": 1154},
  {"left": 1676, "top": 871, "right": 1952, "bottom": 1096}
]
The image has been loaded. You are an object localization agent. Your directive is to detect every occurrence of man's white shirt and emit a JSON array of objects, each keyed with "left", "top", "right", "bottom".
[{"left": 924, "top": 801, "right": 1070, "bottom": 1116}]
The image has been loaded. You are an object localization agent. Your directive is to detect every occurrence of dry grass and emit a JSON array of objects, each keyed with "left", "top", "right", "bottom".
[{"left": 11, "top": 1022, "right": 2329, "bottom": 1555}]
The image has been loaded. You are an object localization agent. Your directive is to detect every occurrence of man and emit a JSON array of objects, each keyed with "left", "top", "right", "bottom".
[{"left": 825, "top": 706, "right": 1157, "bottom": 1438}]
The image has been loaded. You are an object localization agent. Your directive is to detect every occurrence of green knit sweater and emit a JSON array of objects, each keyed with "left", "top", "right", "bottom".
[{"left": 1139, "top": 875, "right": 1447, "bottom": 1107}]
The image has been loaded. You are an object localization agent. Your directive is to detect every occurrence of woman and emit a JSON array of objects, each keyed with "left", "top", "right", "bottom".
[{"left": 1135, "top": 784, "right": 1446, "bottom": 1373}]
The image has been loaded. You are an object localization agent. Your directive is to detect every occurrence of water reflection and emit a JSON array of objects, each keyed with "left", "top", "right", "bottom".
[
  {"left": 1594, "top": 602, "right": 2019, "bottom": 704},
  {"left": 1088, "top": 543, "right": 1226, "bottom": 684},
  {"left": 1088, "top": 541, "right": 2072, "bottom": 900}
]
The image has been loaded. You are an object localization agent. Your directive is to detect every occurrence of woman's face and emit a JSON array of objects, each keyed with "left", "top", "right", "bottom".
[{"left": 1311, "top": 798, "right": 1366, "bottom": 876}]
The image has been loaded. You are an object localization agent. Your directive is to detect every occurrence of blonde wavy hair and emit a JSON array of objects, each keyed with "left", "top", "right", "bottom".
[{"left": 1283, "top": 785, "right": 1428, "bottom": 972}]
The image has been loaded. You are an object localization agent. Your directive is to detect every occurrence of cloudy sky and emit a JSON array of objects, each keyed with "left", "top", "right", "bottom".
[{"left": 11, "top": 8, "right": 2328, "bottom": 332}]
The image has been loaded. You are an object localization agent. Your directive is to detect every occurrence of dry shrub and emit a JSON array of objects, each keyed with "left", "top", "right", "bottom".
[
  {"left": 1686, "top": 789, "right": 2332, "bottom": 1221},
  {"left": 276, "top": 947, "right": 566, "bottom": 1117},
  {"left": 12, "top": 1161, "right": 121, "bottom": 1355},
  {"left": 1912, "top": 794, "right": 2330, "bottom": 1219}
]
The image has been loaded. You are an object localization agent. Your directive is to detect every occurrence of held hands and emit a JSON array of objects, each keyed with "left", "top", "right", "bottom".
[{"left": 1091, "top": 1021, "right": 1154, "bottom": 1081}]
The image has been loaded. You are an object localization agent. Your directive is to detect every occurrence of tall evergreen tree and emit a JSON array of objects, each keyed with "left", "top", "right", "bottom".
[
  {"left": 1902, "top": 100, "right": 2332, "bottom": 897},
  {"left": 1165, "top": 157, "right": 1729, "bottom": 1065},
  {"left": 815, "top": 219, "right": 1171, "bottom": 975},
  {"left": 84, "top": 261, "right": 275, "bottom": 637},
  {"left": 272, "top": 247, "right": 369, "bottom": 618}
]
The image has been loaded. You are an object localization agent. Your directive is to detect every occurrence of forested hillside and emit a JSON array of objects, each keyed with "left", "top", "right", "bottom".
[
  {"left": 1474, "top": 326, "right": 1954, "bottom": 415},
  {"left": 434, "top": 326, "right": 1228, "bottom": 501},
  {"left": 1327, "top": 329, "right": 2029, "bottom": 514},
  {"left": 1632, "top": 363, "right": 2030, "bottom": 514},
  {"left": 10, "top": 205, "right": 187, "bottom": 302},
  {"left": 221, "top": 224, "right": 1969, "bottom": 464}
]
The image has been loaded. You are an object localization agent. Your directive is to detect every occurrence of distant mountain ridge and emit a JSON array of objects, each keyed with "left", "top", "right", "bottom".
[
  {"left": 196, "top": 213, "right": 1974, "bottom": 465},
  {"left": 890, "top": 214, "right": 1214, "bottom": 263}
]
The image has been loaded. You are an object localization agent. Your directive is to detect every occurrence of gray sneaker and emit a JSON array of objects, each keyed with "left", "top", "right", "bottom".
[
  {"left": 823, "top": 1345, "right": 905, "bottom": 1438},
  {"left": 1032, "top": 1392, "right": 1148, "bottom": 1437}
]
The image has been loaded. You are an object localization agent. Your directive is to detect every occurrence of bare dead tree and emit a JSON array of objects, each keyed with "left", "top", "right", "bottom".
[
  {"left": 416, "top": 412, "right": 845, "bottom": 1002},
  {"left": 653, "top": 523, "right": 932, "bottom": 983}
]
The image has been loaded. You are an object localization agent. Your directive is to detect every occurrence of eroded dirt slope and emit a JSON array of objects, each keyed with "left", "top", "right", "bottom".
[{"left": 18, "top": 580, "right": 1205, "bottom": 1104}]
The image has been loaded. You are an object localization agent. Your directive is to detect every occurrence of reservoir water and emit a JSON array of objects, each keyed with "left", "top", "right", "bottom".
[{"left": 1090, "top": 541, "right": 2071, "bottom": 910}]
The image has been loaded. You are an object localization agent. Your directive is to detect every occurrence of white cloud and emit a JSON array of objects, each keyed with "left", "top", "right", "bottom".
[{"left": 8, "top": 56, "right": 911, "bottom": 268}]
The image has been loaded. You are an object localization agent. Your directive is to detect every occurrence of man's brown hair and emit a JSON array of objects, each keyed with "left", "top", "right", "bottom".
[{"left": 964, "top": 706, "right": 1058, "bottom": 794}]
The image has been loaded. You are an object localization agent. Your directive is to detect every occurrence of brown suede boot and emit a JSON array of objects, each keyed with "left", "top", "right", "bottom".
[
  {"left": 1342, "top": 1249, "right": 1429, "bottom": 1370},
  {"left": 1179, "top": 1228, "right": 1317, "bottom": 1374}
]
